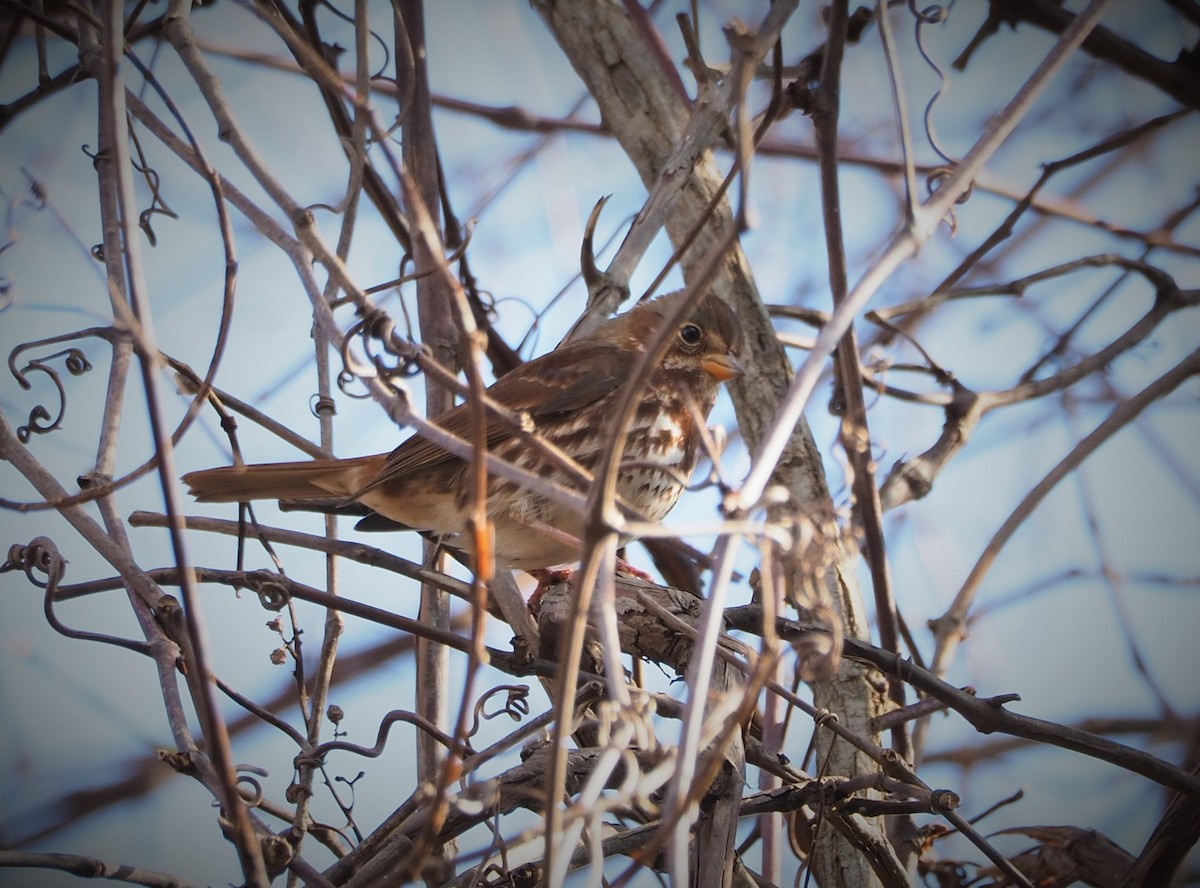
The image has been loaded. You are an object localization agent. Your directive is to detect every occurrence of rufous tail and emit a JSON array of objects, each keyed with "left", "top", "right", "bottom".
[{"left": 182, "top": 456, "right": 381, "bottom": 503}]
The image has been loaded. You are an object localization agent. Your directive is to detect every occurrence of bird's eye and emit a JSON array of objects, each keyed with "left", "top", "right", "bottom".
[{"left": 678, "top": 323, "right": 702, "bottom": 346}]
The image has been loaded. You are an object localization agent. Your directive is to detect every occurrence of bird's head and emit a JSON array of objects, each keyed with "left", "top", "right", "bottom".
[{"left": 601, "top": 291, "right": 744, "bottom": 385}]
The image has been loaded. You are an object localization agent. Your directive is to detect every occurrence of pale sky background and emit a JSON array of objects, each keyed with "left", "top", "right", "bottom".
[{"left": 1, "top": 1, "right": 1198, "bottom": 886}]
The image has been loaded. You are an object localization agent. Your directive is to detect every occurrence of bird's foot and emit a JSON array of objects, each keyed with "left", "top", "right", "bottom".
[
  {"left": 527, "top": 567, "right": 574, "bottom": 611},
  {"left": 614, "top": 559, "right": 654, "bottom": 583},
  {"left": 526, "top": 560, "right": 653, "bottom": 612}
]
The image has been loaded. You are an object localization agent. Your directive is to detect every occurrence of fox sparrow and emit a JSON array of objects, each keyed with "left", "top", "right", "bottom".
[{"left": 183, "top": 290, "right": 743, "bottom": 570}]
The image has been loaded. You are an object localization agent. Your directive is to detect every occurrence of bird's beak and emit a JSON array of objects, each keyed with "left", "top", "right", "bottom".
[{"left": 701, "top": 353, "right": 744, "bottom": 382}]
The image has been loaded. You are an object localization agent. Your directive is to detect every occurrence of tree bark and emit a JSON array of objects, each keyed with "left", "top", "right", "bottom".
[{"left": 531, "top": 3, "right": 887, "bottom": 885}]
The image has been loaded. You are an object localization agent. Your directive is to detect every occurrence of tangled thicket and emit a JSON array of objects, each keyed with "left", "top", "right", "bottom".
[{"left": 1, "top": 2, "right": 1197, "bottom": 887}]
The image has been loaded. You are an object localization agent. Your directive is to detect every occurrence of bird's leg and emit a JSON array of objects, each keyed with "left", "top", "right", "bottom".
[
  {"left": 517, "top": 519, "right": 655, "bottom": 608},
  {"left": 515, "top": 519, "right": 582, "bottom": 611},
  {"left": 614, "top": 559, "right": 654, "bottom": 582},
  {"left": 526, "top": 566, "right": 573, "bottom": 611}
]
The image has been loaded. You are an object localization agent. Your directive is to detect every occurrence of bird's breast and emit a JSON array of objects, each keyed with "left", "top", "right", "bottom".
[{"left": 616, "top": 397, "right": 705, "bottom": 520}]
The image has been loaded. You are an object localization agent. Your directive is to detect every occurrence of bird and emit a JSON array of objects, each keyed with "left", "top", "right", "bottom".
[{"left": 183, "top": 290, "right": 743, "bottom": 571}]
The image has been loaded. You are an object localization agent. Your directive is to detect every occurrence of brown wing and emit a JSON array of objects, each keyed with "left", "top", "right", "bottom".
[{"left": 359, "top": 340, "right": 625, "bottom": 491}]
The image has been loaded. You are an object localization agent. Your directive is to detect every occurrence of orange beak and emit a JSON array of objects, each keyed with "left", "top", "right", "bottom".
[{"left": 701, "top": 353, "right": 744, "bottom": 382}]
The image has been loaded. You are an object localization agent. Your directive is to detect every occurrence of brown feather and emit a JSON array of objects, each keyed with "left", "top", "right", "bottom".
[
  {"left": 183, "top": 456, "right": 385, "bottom": 503},
  {"left": 182, "top": 290, "right": 743, "bottom": 570},
  {"left": 369, "top": 340, "right": 624, "bottom": 486}
]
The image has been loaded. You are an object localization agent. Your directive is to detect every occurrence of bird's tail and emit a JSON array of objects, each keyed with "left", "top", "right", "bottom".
[{"left": 183, "top": 456, "right": 379, "bottom": 503}]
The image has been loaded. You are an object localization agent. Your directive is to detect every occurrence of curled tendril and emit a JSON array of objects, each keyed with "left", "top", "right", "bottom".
[
  {"left": 925, "top": 165, "right": 973, "bottom": 234},
  {"left": 310, "top": 0, "right": 393, "bottom": 81},
  {"left": 310, "top": 394, "right": 337, "bottom": 419},
  {"left": 83, "top": 127, "right": 177, "bottom": 248},
  {"left": 333, "top": 225, "right": 474, "bottom": 390},
  {"left": 299, "top": 709, "right": 471, "bottom": 769},
  {"left": 340, "top": 303, "right": 424, "bottom": 392},
  {"left": 8, "top": 346, "right": 93, "bottom": 442},
  {"left": 1, "top": 536, "right": 150, "bottom": 655},
  {"left": 355, "top": 306, "right": 395, "bottom": 343},
  {"left": 236, "top": 775, "right": 264, "bottom": 807},
  {"left": 80, "top": 142, "right": 107, "bottom": 170},
  {"left": 2, "top": 536, "right": 65, "bottom": 588},
  {"left": 909, "top": 1, "right": 957, "bottom": 165},
  {"left": 335, "top": 367, "right": 370, "bottom": 399},
  {"left": 925, "top": 166, "right": 972, "bottom": 204},
  {"left": 128, "top": 116, "right": 178, "bottom": 248},
  {"left": 251, "top": 573, "right": 292, "bottom": 611},
  {"left": 63, "top": 349, "right": 90, "bottom": 374},
  {"left": 812, "top": 709, "right": 840, "bottom": 729},
  {"left": 469, "top": 685, "right": 531, "bottom": 738},
  {"left": 234, "top": 764, "right": 269, "bottom": 807}
]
